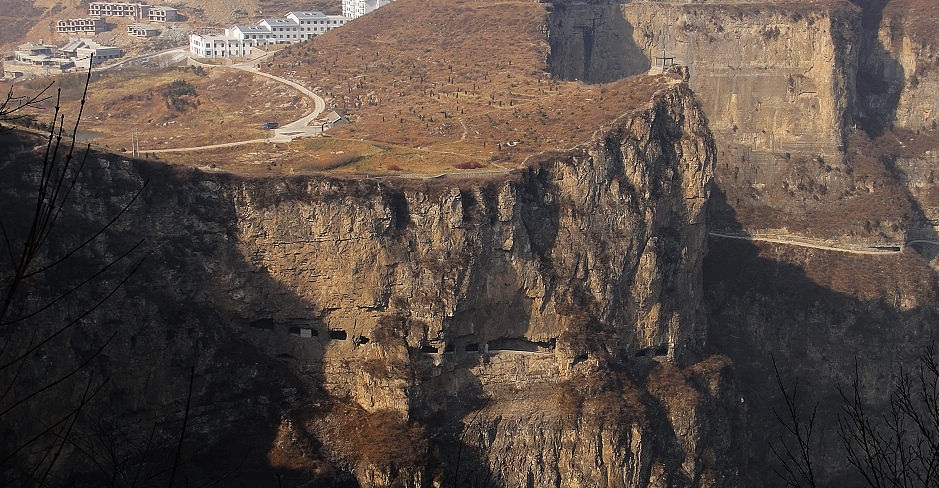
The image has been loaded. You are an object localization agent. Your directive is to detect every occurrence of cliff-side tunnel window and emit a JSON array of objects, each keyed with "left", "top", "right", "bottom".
[
  {"left": 420, "top": 345, "right": 439, "bottom": 353},
  {"left": 654, "top": 344, "right": 669, "bottom": 357},
  {"left": 290, "top": 327, "right": 319, "bottom": 337},
  {"left": 329, "top": 329, "right": 348, "bottom": 340},
  {"left": 356, "top": 336, "right": 370, "bottom": 345},
  {"left": 250, "top": 318, "right": 274, "bottom": 330},
  {"left": 487, "top": 337, "right": 556, "bottom": 353}
]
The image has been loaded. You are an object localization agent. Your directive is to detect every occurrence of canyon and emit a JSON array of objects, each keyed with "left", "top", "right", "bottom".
[{"left": 3, "top": 0, "right": 939, "bottom": 487}]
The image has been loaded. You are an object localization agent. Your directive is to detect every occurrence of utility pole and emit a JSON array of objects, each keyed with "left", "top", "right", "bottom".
[{"left": 132, "top": 128, "right": 139, "bottom": 157}]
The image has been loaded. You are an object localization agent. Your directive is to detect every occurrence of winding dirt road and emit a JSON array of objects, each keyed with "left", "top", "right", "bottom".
[{"left": 145, "top": 55, "right": 327, "bottom": 153}]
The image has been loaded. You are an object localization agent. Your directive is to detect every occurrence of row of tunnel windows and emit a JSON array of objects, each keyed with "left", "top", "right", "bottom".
[
  {"left": 284, "top": 326, "right": 549, "bottom": 354},
  {"left": 251, "top": 319, "right": 558, "bottom": 354},
  {"left": 252, "top": 319, "right": 668, "bottom": 357}
]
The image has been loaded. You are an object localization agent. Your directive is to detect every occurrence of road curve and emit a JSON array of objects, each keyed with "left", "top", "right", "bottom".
[{"left": 143, "top": 55, "right": 327, "bottom": 153}]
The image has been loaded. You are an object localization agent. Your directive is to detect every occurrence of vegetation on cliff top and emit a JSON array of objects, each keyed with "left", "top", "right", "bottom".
[{"left": 261, "top": 0, "right": 674, "bottom": 174}]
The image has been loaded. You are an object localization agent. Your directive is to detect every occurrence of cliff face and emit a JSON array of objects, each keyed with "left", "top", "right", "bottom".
[
  {"left": 552, "top": 1, "right": 939, "bottom": 487},
  {"left": 551, "top": 2, "right": 857, "bottom": 164},
  {"left": 231, "top": 82, "right": 732, "bottom": 486},
  {"left": 547, "top": 1, "right": 893, "bottom": 238},
  {"left": 0, "top": 83, "right": 734, "bottom": 486}
]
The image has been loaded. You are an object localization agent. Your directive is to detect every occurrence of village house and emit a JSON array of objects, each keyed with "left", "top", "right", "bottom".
[{"left": 321, "top": 110, "right": 350, "bottom": 129}]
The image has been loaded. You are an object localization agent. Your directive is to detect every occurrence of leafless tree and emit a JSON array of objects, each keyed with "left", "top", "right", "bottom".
[
  {"left": 0, "top": 66, "right": 148, "bottom": 485},
  {"left": 770, "top": 356, "right": 819, "bottom": 488},
  {"left": 774, "top": 346, "right": 939, "bottom": 488},
  {"left": 839, "top": 346, "right": 939, "bottom": 488},
  {"left": 0, "top": 81, "right": 52, "bottom": 130}
]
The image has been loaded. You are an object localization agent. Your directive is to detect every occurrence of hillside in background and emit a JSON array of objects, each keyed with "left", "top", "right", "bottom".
[{"left": 262, "top": 0, "right": 673, "bottom": 173}]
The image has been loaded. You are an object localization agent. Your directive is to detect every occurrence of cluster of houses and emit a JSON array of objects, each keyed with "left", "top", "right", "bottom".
[
  {"left": 189, "top": 11, "right": 350, "bottom": 58},
  {"left": 189, "top": 0, "right": 397, "bottom": 59},
  {"left": 5, "top": 39, "right": 123, "bottom": 78},
  {"left": 3, "top": 0, "right": 399, "bottom": 79},
  {"left": 56, "top": 2, "right": 178, "bottom": 37}
]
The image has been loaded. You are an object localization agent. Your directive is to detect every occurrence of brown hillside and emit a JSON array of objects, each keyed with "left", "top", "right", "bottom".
[{"left": 264, "top": 0, "right": 674, "bottom": 170}]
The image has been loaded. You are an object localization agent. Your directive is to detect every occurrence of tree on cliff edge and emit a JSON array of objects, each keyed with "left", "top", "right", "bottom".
[{"left": 0, "top": 68, "right": 149, "bottom": 484}]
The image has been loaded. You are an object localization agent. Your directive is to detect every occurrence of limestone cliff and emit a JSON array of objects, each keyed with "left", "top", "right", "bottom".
[
  {"left": 0, "top": 81, "right": 734, "bottom": 486},
  {"left": 550, "top": 1, "right": 939, "bottom": 486}
]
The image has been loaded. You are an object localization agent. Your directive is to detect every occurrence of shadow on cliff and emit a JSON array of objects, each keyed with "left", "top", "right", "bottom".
[
  {"left": 0, "top": 142, "right": 360, "bottom": 487},
  {"left": 705, "top": 186, "right": 939, "bottom": 487},
  {"left": 547, "top": 1, "right": 650, "bottom": 83},
  {"left": 852, "top": 0, "right": 904, "bottom": 138}
]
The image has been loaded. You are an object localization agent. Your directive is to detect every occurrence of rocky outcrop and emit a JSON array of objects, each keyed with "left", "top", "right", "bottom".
[
  {"left": 233, "top": 81, "right": 731, "bottom": 486},
  {"left": 0, "top": 80, "right": 734, "bottom": 486},
  {"left": 551, "top": 1, "right": 859, "bottom": 161}
]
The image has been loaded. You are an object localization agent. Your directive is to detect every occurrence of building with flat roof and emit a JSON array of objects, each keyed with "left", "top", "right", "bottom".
[
  {"left": 148, "top": 6, "right": 178, "bottom": 22},
  {"left": 127, "top": 23, "right": 160, "bottom": 38},
  {"left": 89, "top": 2, "right": 148, "bottom": 19},
  {"left": 189, "top": 33, "right": 253, "bottom": 58},
  {"left": 192, "top": 11, "right": 349, "bottom": 58},
  {"left": 342, "top": 0, "right": 394, "bottom": 20},
  {"left": 56, "top": 18, "right": 107, "bottom": 35},
  {"left": 286, "top": 11, "right": 349, "bottom": 38}
]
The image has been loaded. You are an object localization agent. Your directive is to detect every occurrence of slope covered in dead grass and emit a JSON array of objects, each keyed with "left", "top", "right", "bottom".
[
  {"left": 6, "top": 65, "right": 309, "bottom": 150},
  {"left": 264, "top": 0, "right": 673, "bottom": 171}
]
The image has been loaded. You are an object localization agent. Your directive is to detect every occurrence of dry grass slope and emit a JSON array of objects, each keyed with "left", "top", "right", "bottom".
[{"left": 264, "top": 0, "right": 673, "bottom": 173}]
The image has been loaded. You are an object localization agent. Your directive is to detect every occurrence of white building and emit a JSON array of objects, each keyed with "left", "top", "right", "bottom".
[
  {"left": 191, "top": 11, "right": 349, "bottom": 58},
  {"left": 342, "top": 0, "right": 395, "bottom": 20},
  {"left": 258, "top": 18, "right": 302, "bottom": 43},
  {"left": 286, "top": 11, "right": 350, "bottom": 38},
  {"left": 189, "top": 34, "right": 253, "bottom": 58}
]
